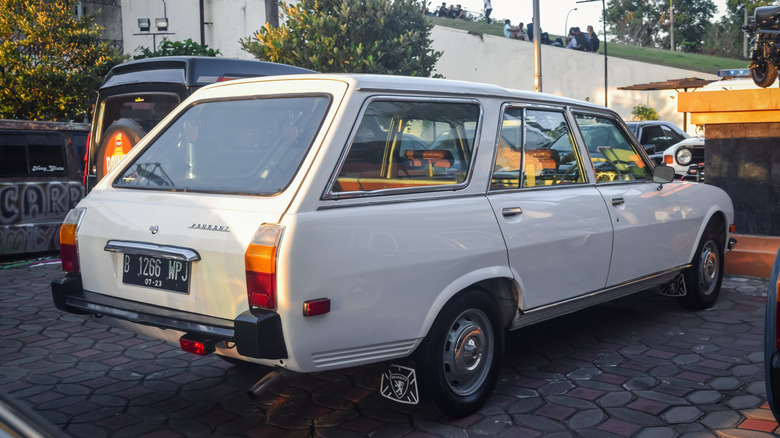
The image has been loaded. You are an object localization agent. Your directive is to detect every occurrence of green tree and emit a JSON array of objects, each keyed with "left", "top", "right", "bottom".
[
  {"left": 631, "top": 104, "right": 658, "bottom": 121},
  {"left": 664, "top": 0, "right": 717, "bottom": 52},
  {"left": 606, "top": 0, "right": 716, "bottom": 51},
  {"left": 240, "top": 0, "right": 441, "bottom": 76},
  {"left": 133, "top": 38, "right": 221, "bottom": 60},
  {"left": 0, "top": 0, "right": 124, "bottom": 121},
  {"left": 606, "top": 0, "right": 662, "bottom": 47}
]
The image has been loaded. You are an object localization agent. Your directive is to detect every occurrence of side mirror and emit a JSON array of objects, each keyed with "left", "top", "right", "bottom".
[{"left": 652, "top": 165, "right": 675, "bottom": 184}]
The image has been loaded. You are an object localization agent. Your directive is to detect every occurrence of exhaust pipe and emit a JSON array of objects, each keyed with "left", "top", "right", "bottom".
[{"left": 247, "top": 368, "right": 295, "bottom": 400}]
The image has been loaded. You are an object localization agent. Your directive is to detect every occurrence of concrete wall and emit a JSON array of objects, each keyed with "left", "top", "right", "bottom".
[
  {"left": 121, "top": 0, "right": 264, "bottom": 59},
  {"left": 116, "top": 8, "right": 716, "bottom": 129},
  {"left": 430, "top": 26, "right": 718, "bottom": 132}
]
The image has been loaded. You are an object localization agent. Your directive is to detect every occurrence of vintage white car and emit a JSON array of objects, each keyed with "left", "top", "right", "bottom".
[
  {"left": 52, "top": 74, "right": 736, "bottom": 417},
  {"left": 661, "top": 136, "right": 706, "bottom": 177}
]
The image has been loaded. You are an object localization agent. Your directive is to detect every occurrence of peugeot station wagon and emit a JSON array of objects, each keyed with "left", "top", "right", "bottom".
[{"left": 52, "top": 74, "right": 736, "bottom": 417}]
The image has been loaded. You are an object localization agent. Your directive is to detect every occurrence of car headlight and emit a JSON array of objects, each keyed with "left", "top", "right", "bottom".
[{"left": 675, "top": 147, "right": 693, "bottom": 166}]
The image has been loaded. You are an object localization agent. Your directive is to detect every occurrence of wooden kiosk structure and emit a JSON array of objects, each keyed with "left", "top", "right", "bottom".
[{"left": 678, "top": 85, "right": 780, "bottom": 277}]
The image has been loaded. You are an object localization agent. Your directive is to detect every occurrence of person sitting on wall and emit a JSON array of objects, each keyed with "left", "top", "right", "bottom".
[
  {"left": 504, "top": 20, "right": 528, "bottom": 41},
  {"left": 453, "top": 4, "right": 466, "bottom": 19},
  {"left": 567, "top": 27, "right": 591, "bottom": 51},
  {"left": 437, "top": 2, "right": 448, "bottom": 17},
  {"left": 586, "top": 25, "right": 600, "bottom": 52}
]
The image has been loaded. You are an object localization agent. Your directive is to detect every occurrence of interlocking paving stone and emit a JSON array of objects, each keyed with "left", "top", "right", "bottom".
[
  {"left": 727, "top": 395, "right": 763, "bottom": 410},
  {"left": 663, "top": 406, "right": 705, "bottom": 424},
  {"left": 2, "top": 262, "right": 777, "bottom": 436}
]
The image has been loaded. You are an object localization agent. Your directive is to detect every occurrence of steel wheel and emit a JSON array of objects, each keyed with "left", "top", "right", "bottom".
[
  {"left": 416, "top": 290, "right": 504, "bottom": 417},
  {"left": 679, "top": 222, "right": 724, "bottom": 310},
  {"left": 441, "top": 308, "right": 493, "bottom": 396},
  {"left": 697, "top": 240, "right": 720, "bottom": 297}
]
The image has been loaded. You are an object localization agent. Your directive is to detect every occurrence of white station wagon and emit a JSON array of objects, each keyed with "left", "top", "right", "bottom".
[{"left": 52, "top": 74, "right": 736, "bottom": 417}]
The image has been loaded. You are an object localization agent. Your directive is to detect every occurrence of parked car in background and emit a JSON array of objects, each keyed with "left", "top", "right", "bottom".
[
  {"left": 661, "top": 137, "right": 705, "bottom": 178},
  {"left": 85, "top": 56, "right": 315, "bottom": 191},
  {"left": 626, "top": 120, "right": 689, "bottom": 155},
  {"left": 52, "top": 74, "right": 735, "bottom": 418},
  {"left": 0, "top": 119, "right": 89, "bottom": 256}
]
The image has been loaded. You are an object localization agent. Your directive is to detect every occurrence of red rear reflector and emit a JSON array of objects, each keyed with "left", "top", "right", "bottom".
[
  {"left": 179, "top": 336, "right": 215, "bottom": 356},
  {"left": 303, "top": 298, "right": 331, "bottom": 317},
  {"left": 730, "top": 224, "right": 736, "bottom": 233}
]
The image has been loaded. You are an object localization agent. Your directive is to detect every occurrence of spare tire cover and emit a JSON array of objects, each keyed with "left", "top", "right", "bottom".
[{"left": 96, "top": 118, "right": 146, "bottom": 180}]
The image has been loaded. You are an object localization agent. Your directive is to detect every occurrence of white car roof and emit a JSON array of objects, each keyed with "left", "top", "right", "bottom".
[{"left": 201, "top": 73, "right": 607, "bottom": 111}]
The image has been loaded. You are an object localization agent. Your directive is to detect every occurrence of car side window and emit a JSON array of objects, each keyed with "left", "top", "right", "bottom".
[
  {"left": 331, "top": 100, "right": 479, "bottom": 195},
  {"left": 639, "top": 125, "right": 668, "bottom": 153},
  {"left": 0, "top": 133, "right": 66, "bottom": 176},
  {"left": 662, "top": 125, "right": 686, "bottom": 145},
  {"left": 491, "top": 107, "right": 584, "bottom": 190},
  {"left": 575, "top": 114, "right": 652, "bottom": 182}
]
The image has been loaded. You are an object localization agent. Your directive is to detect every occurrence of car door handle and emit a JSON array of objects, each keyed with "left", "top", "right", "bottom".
[
  {"left": 502, "top": 207, "right": 523, "bottom": 217},
  {"left": 611, "top": 197, "right": 625, "bottom": 206}
]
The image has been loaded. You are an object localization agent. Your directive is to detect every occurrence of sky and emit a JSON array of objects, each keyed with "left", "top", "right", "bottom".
[{"left": 448, "top": 0, "right": 729, "bottom": 39}]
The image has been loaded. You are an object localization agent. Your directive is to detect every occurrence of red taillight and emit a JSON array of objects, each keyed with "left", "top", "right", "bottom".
[
  {"left": 246, "top": 271, "right": 276, "bottom": 308},
  {"left": 245, "top": 225, "right": 283, "bottom": 310},
  {"left": 60, "top": 208, "right": 85, "bottom": 273},
  {"left": 179, "top": 335, "right": 215, "bottom": 356}
]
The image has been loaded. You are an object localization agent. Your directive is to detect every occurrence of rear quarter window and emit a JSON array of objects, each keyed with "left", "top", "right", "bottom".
[{"left": 329, "top": 99, "right": 480, "bottom": 196}]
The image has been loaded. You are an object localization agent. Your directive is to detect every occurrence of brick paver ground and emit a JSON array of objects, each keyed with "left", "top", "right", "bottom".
[{"left": 1, "top": 256, "right": 777, "bottom": 437}]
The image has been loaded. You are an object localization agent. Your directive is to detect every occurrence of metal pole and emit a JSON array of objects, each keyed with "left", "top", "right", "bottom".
[
  {"left": 603, "top": 0, "right": 607, "bottom": 107},
  {"left": 533, "top": 0, "right": 542, "bottom": 92},
  {"left": 670, "top": 0, "right": 674, "bottom": 50},
  {"left": 565, "top": 8, "right": 577, "bottom": 39},
  {"left": 200, "top": 0, "right": 205, "bottom": 46},
  {"left": 577, "top": 0, "right": 608, "bottom": 106}
]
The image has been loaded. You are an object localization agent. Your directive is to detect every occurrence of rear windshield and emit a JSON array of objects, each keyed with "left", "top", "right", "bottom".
[
  {"left": 114, "top": 95, "right": 331, "bottom": 194},
  {"left": 99, "top": 93, "right": 180, "bottom": 137}
]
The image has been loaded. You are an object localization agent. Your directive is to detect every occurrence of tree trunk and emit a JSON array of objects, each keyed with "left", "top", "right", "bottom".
[{"left": 265, "top": 0, "right": 279, "bottom": 28}]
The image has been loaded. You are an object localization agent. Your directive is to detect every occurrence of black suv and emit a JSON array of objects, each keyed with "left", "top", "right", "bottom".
[{"left": 86, "top": 56, "right": 314, "bottom": 191}]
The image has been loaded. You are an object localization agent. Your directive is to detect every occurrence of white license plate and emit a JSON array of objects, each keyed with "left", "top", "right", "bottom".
[{"left": 122, "top": 253, "right": 190, "bottom": 293}]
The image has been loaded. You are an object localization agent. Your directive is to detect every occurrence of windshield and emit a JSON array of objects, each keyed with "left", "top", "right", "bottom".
[{"left": 115, "top": 95, "right": 331, "bottom": 195}]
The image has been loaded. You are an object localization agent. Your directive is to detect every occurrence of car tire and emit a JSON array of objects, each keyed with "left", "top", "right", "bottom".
[
  {"left": 96, "top": 118, "right": 146, "bottom": 179},
  {"left": 416, "top": 290, "right": 504, "bottom": 417},
  {"left": 678, "top": 222, "right": 725, "bottom": 310}
]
